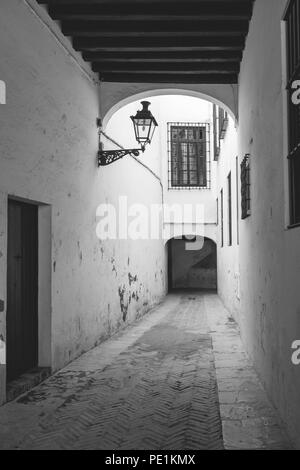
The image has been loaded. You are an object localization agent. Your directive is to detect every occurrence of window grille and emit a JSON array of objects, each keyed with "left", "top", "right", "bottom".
[
  {"left": 220, "top": 189, "right": 224, "bottom": 247},
  {"left": 227, "top": 172, "right": 232, "bottom": 245},
  {"left": 168, "top": 122, "right": 210, "bottom": 190},
  {"left": 241, "top": 154, "right": 251, "bottom": 220},
  {"left": 219, "top": 108, "right": 229, "bottom": 140},
  {"left": 213, "top": 105, "right": 228, "bottom": 160},
  {"left": 213, "top": 105, "right": 220, "bottom": 161},
  {"left": 236, "top": 156, "right": 240, "bottom": 244},
  {"left": 285, "top": 0, "right": 300, "bottom": 225}
]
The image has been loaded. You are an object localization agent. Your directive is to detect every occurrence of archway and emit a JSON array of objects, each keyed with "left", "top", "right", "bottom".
[{"left": 100, "top": 83, "right": 238, "bottom": 129}]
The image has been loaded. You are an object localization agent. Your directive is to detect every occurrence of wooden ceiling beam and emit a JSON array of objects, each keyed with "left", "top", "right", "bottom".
[
  {"left": 92, "top": 62, "right": 240, "bottom": 73},
  {"left": 41, "top": 2, "right": 254, "bottom": 21},
  {"left": 73, "top": 37, "right": 245, "bottom": 51},
  {"left": 96, "top": 72, "right": 238, "bottom": 83},
  {"left": 50, "top": 13, "right": 253, "bottom": 22},
  {"left": 38, "top": 0, "right": 253, "bottom": 3},
  {"left": 82, "top": 50, "right": 243, "bottom": 62},
  {"left": 36, "top": 0, "right": 255, "bottom": 84},
  {"left": 61, "top": 20, "right": 249, "bottom": 36}
]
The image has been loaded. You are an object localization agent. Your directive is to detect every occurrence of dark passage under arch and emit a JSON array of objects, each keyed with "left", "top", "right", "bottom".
[{"left": 168, "top": 237, "right": 217, "bottom": 292}]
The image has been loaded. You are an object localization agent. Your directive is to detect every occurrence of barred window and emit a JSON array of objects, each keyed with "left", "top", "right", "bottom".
[
  {"left": 213, "top": 105, "right": 229, "bottom": 161},
  {"left": 219, "top": 107, "right": 229, "bottom": 140},
  {"left": 168, "top": 123, "right": 210, "bottom": 189},
  {"left": 213, "top": 106, "right": 220, "bottom": 160},
  {"left": 236, "top": 156, "right": 240, "bottom": 244},
  {"left": 220, "top": 189, "right": 224, "bottom": 247},
  {"left": 285, "top": 0, "right": 300, "bottom": 225},
  {"left": 227, "top": 172, "right": 232, "bottom": 246},
  {"left": 241, "top": 154, "right": 251, "bottom": 220}
]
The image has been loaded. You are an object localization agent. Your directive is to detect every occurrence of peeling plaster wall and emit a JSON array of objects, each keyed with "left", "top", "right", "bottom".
[
  {"left": 217, "top": 0, "right": 300, "bottom": 447},
  {"left": 100, "top": 102, "right": 168, "bottom": 336},
  {"left": 96, "top": 156, "right": 167, "bottom": 332},
  {"left": 0, "top": 0, "right": 166, "bottom": 402}
]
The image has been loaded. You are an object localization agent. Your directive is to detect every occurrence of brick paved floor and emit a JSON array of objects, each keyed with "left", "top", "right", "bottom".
[{"left": 0, "top": 293, "right": 292, "bottom": 450}]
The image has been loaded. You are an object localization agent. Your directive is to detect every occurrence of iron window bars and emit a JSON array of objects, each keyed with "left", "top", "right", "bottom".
[
  {"left": 219, "top": 108, "right": 229, "bottom": 139},
  {"left": 227, "top": 172, "right": 232, "bottom": 246},
  {"left": 168, "top": 122, "right": 211, "bottom": 190},
  {"left": 220, "top": 189, "right": 224, "bottom": 247},
  {"left": 213, "top": 105, "right": 220, "bottom": 160},
  {"left": 241, "top": 154, "right": 251, "bottom": 220},
  {"left": 213, "top": 105, "right": 229, "bottom": 161},
  {"left": 285, "top": 0, "right": 300, "bottom": 225},
  {"left": 236, "top": 156, "right": 240, "bottom": 244}
]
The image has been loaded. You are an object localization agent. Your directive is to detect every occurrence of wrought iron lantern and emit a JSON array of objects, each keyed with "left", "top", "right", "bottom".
[
  {"left": 98, "top": 101, "right": 158, "bottom": 166},
  {"left": 131, "top": 101, "right": 158, "bottom": 149}
]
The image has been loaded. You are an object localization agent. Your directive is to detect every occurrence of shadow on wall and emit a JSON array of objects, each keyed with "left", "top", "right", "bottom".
[{"left": 168, "top": 237, "right": 217, "bottom": 291}]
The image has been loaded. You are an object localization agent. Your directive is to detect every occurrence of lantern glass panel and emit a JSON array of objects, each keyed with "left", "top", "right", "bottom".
[
  {"left": 149, "top": 123, "right": 156, "bottom": 143},
  {"left": 136, "top": 121, "right": 151, "bottom": 142},
  {"left": 131, "top": 101, "right": 158, "bottom": 146}
]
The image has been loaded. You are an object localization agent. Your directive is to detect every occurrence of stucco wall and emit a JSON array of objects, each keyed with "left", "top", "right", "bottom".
[
  {"left": 0, "top": 0, "right": 166, "bottom": 403},
  {"left": 216, "top": 116, "right": 240, "bottom": 316},
  {"left": 217, "top": 0, "right": 300, "bottom": 447}
]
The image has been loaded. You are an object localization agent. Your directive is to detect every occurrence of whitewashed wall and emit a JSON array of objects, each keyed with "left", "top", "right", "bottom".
[
  {"left": 217, "top": 0, "right": 300, "bottom": 447},
  {"left": 215, "top": 117, "right": 240, "bottom": 316},
  {"left": 0, "top": 0, "right": 166, "bottom": 403}
]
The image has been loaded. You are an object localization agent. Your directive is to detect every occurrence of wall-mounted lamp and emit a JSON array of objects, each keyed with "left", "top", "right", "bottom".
[{"left": 98, "top": 101, "right": 158, "bottom": 166}]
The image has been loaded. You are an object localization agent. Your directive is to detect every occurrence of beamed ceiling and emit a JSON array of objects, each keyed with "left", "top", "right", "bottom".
[{"left": 37, "top": 0, "right": 255, "bottom": 84}]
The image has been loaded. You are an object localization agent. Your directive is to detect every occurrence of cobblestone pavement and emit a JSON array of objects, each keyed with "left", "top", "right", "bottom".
[{"left": 0, "top": 293, "right": 292, "bottom": 450}]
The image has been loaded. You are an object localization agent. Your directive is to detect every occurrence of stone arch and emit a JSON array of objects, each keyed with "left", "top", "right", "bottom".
[
  {"left": 100, "top": 82, "right": 238, "bottom": 129},
  {"left": 163, "top": 225, "right": 217, "bottom": 245}
]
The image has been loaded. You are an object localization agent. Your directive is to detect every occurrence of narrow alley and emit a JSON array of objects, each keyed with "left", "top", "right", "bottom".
[
  {"left": 1, "top": 0, "right": 300, "bottom": 452},
  {"left": 0, "top": 294, "right": 291, "bottom": 450}
]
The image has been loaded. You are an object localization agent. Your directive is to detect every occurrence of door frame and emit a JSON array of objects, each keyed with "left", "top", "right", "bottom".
[
  {"left": 7, "top": 198, "right": 39, "bottom": 381},
  {"left": 0, "top": 193, "right": 52, "bottom": 404}
]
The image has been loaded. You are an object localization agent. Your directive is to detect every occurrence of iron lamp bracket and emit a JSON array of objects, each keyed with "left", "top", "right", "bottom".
[{"left": 98, "top": 147, "right": 145, "bottom": 166}]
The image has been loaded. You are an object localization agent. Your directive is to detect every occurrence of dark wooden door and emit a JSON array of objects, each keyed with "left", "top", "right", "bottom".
[{"left": 7, "top": 199, "right": 38, "bottom": 382}]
